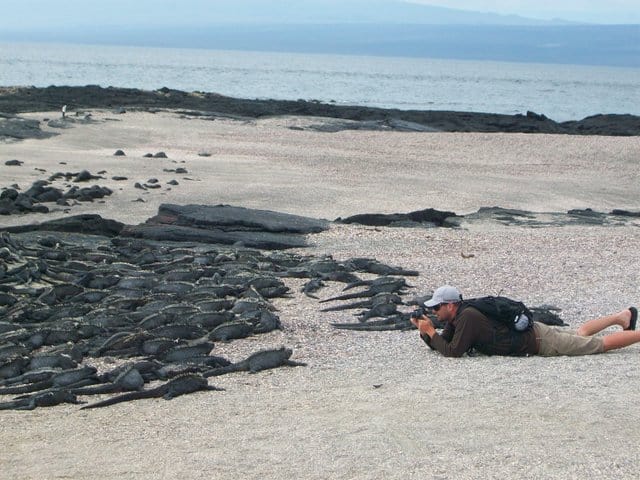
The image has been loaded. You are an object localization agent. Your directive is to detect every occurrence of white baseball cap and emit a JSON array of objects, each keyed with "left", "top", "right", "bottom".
[{"left": 424, "top": 285, "right": 463, "bottom": 307}]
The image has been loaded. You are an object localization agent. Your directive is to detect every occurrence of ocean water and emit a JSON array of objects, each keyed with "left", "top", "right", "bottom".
[{"left": 1, "top": 41, "right": 639, "bottom": 122}]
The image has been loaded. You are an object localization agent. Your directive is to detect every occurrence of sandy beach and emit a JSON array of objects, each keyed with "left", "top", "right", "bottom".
[{"left": 1, "top": 109, "right": 640, "bottom": 479}]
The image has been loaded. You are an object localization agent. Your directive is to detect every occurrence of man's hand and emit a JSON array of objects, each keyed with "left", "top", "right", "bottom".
[{"left": 410, "top": 314, "right": 437, "bottom": 338}]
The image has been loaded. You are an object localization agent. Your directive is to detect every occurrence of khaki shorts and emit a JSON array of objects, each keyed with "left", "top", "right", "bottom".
[{"left": 534, "top": 322, "right": 605, "bottom": 356}]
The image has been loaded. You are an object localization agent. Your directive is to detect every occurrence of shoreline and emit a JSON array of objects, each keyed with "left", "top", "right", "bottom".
[{"left": 2, "top": 85, "right": 640, "bottom": 136}]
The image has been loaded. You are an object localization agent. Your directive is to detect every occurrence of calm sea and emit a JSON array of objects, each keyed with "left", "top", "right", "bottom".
[{"left": 1, "top": 42, "right": 639, "bottom": 122}]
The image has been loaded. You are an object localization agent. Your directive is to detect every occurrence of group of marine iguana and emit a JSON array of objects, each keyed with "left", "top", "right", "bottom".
[
  {"left": 0, "top": 211, "right": 566, "bottom": 410},
  {"left": 0, "top": 228, "right": 445, "bottom": 410}
]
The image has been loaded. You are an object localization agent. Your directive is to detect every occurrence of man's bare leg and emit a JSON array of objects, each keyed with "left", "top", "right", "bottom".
[
  {"left": 602, "top": 329, "right": 640, "bottom": 351},
  {"left": 576, "top": 309, "right": 632, "bottom": 336}
]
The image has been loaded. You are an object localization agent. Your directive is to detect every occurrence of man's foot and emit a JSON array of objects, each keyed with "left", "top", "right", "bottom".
[{"left": 625, "top": 307, "right": 637, "bottom": 331}]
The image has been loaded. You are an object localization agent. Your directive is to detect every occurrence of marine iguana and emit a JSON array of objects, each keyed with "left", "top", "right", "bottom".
[
  {"left": 203, "top": 347, "right": 306, "bottom": 377},
  {"left": 342, "top": 276, "right": 413, "bottom": 292},
  {"left": 209, "top": 320, "right": 254, "bottom": 341},
  {"left": 0, "top": 388, "right": 83, "bottom": 410},
  {"left": 0, "top": 367, "right": 58, "bottom": 387},
  {"left": 80, "top": 374, "right": 222, "bottom": 409},
  {"left": 332, "top": 312, "right": 446, "bottom": 331},
  {"left": 71, "top": 366, "right": 145, "bottom": 396},
  {"left": 355, "top": 302, "right": 399, "bottom": 321},
  {"left": 0, "top": 366, "right": 97, "bottom": 395},
  {"left": 318, "top": 270, "right": 361, "bottom": 284},
  {"left": 343, "top": 258, "right": 419, "bottom": 276},
  {"left": 160, "top": 341, "right": 215, "bottom": 362},
  {"left": 331, "top": 314, "right": 414, "bottom": 331},
  {"left": 320, "top": 293, "right": 403, "bottom": 312},
  {"left": 301, "top": 278, "right": 326, "bottom": 299},
  {"left": 319, "top": 278, "right": 410, "bottom": 303}
]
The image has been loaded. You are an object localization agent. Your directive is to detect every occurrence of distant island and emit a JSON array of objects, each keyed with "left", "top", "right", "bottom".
[{"left": 0, "top": 0, "right": 638, "bottom": 67}]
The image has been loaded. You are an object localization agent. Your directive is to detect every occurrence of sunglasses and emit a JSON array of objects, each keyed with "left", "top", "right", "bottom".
[{"left": 433, "top": 303, "right": 444, "bottom": 312}]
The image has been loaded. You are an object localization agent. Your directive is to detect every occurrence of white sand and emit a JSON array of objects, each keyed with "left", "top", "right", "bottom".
[{"left": 1, "top": 111, "right": 640, "bottom": 479}]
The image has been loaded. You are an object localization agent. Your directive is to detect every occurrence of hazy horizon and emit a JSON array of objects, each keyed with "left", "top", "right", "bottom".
[{"left": 1, "top": 1, "right": 638, "bottom": 68}]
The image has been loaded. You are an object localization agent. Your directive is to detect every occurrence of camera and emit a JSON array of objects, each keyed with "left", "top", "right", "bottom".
[{"left": 410, "top": 307, "right": 427, "bottom": 319}]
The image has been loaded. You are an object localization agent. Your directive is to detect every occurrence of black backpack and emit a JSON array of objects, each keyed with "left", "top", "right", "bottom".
[{"left": 461, "top": 296, "right": 534, "bottom": 332}]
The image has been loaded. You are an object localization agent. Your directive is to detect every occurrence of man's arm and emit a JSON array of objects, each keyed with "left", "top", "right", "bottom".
[
  {"left": 440, "top": 322, "right": 454, "bottom": 342},
  {"left": 415, "top": 314, "right": 477, "bottom": 357},
  {"left": 412, "top": 315, "right": 442, "bottom": 351},
  {"left": 420, "top": 321, "right": 453, "bottom": 350},
  {"left": 420, "top": 332, "right": 435, "bottom": 349}
]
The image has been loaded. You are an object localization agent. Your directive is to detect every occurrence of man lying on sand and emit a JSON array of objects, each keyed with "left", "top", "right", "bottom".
[{"left": 411, "top": 285, "right": 639, "bottom": 357}]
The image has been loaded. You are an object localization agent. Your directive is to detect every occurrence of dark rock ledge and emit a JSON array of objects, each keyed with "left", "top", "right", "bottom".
[
  {"left": 1, "top": 85, "right": 638, "bottom": 136},
  {"left": 2, "top": 204, "right": 330, "bottom": 250},
  {"left": 2, "top": 205, "right": 639, "bottom": 252},
  {"left": 0, "top": 112, "right": 57, "bottom": 141},
  {"left": 337, "top": 206, "right": 640, "bottom": 229}
]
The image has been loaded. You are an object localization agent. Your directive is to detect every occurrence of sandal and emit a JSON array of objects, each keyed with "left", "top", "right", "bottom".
[{"left": 626, "top": 307, "right": 637, "bottom": 331}]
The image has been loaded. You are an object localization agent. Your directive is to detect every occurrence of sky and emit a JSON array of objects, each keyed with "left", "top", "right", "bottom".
[{"left": 409, "top": 0, "right": 640, "bottom": 24}]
